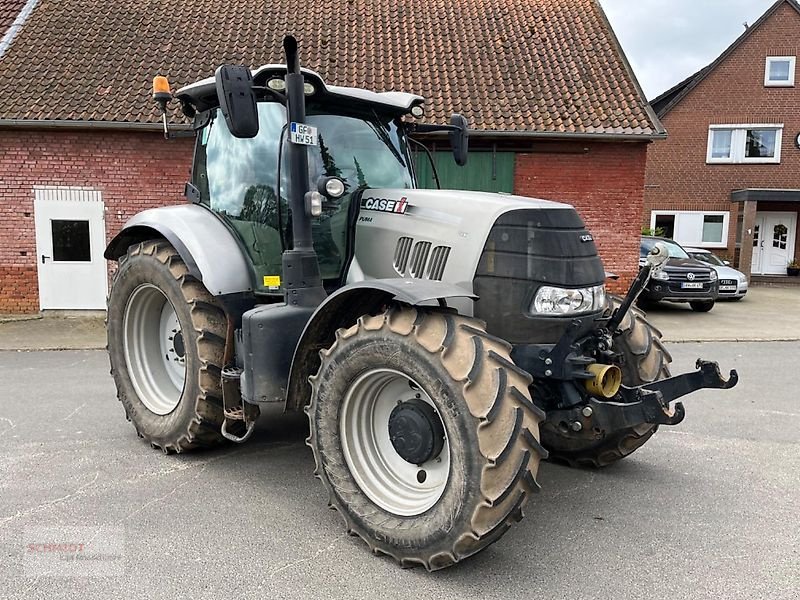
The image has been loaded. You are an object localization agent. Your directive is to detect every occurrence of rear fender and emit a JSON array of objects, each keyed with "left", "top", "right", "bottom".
[
  {"left": 104, "top": 204, "right": 252, "bottom": 296},
  {"left": 284, "top": 279, "right": 476, "bottom": 412}
]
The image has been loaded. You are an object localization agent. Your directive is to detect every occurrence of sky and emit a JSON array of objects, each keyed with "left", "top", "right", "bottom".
[{"left": 599, "top": 0, "right": 777, "bottom": 100}]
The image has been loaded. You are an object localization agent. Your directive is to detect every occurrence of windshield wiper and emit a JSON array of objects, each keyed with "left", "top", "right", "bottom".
[{"left": 368, "top": 110, "right": 407, "bottom": 167}]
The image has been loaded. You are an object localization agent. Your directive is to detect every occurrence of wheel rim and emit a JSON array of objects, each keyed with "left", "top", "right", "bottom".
[
  {"left": 340, "top": 368, "right": 450, "bottom": 516},
  {"left": 123, "top": 284, "right": 186, "bottom": 415}
]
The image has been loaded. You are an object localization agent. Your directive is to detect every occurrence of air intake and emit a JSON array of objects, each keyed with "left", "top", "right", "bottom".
[
  {"left": 393, "top": 236, "right": 413, "bottom": 274},
  {"left": 408, "top": 241, "right": 432, "bottom": 278},
  {"left": 426, "top": 246, "right": 451, "bottom": 280}
]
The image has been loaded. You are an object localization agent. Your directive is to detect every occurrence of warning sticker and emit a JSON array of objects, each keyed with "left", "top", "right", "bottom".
[{"left": 263, "top": 275, "right": 281, "bottom": 288}]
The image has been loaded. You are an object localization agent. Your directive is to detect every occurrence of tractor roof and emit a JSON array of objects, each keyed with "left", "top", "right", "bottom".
[{"left": 177, "top": 65, "right": 424, "bottom": 116}]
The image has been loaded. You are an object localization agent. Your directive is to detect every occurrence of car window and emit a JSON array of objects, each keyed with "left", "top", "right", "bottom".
[
  {"left": 640, "top": 238, "right": 689, "bottom": 259},
  {"left": 692, "top": 252, "right": 724, "bottom": 266}
]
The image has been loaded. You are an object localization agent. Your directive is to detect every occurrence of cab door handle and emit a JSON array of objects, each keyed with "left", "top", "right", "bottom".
[{"left": 41, "top": 254, "right": 50, "bottom": 264}]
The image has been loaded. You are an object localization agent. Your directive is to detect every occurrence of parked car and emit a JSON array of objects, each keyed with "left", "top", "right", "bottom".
[
  {"left": 685, "top": 247, "right": 748, "bottom": 300},
  {"left": 639, "top": 237, "right": 719, "bottom": 312}
]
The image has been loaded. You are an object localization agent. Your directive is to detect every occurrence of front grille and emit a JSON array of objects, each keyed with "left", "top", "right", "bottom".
[{"left": 669, "top": 271, "right": 712, "bottom": 282}]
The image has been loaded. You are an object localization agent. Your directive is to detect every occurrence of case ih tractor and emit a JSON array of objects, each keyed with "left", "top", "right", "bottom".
[{"left": 105, "top": 37, "right": 737, "bottom": 570}]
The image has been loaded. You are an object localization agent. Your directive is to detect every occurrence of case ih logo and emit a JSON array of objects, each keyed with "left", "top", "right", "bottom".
[{"left": 361, "top": 196, "right": 408, "bottom": 214}]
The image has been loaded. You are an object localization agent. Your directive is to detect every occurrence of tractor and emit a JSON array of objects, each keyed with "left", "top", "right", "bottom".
[{"left": 104, "top": 37, "right": 738, "bottom": 570}]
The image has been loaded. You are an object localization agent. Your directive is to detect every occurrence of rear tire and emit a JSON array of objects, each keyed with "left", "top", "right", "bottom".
[
  {"left": 540, "top": 299, "right": 671, "bottom": 467},
  {"left": 107, "top": 240, "right": 228, "bottom": 453},
  {"left": 306, "top": 306, "right": 546, "bottom": 570},
  {"left": 690, "top": 300, "right": 715, "bottom": 312}
]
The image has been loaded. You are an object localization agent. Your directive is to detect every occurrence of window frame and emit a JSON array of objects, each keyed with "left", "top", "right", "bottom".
[
  {"left": 764, "top": 56, "right": 796, "bottom": 87},
  {"left": 650, "top": 210, "right": 731, "bottom": 249},
  {"left": 706, "top": 124, "right": 783, "bottom": 164}
]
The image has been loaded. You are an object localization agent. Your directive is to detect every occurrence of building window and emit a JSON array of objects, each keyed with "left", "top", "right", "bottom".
[
  {"left": 650, "top": 211, "right": 730, "bottom": 248},
  {"left": 707, "top": 125, "right": 782, "bottom": 164},
  {"left": 765, "top": 56, "right": 795, "bottom": 86}
]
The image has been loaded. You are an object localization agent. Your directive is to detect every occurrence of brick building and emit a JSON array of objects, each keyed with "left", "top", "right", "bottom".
[
  {"left": 645, "top": 0, "right": 800, "bottom": 279},
  {"left": 0, "top": 0, "right": 663, "bottom": 313}
]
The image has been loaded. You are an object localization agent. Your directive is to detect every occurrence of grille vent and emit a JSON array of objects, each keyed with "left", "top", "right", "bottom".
[
  {"left": 408, "top": 241, "right": 432, "bottom": 278},
  {"left": 393, "top": 236, "right": 413, "bottom": 274},
  {"left": 426, "top": 246, "right": 451, "bottom": 280},
  {"left": 392, "top": 237, "right": 451, "bottom": 279}
]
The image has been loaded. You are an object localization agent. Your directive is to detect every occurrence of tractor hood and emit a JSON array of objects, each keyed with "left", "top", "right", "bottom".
[{"left": 349, "top": 188, "right": 577, "bottom": 306}]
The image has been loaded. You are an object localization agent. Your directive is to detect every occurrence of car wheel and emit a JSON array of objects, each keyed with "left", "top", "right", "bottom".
[{"left": 690, "top": 300, "right": 715, "bottom": 312}]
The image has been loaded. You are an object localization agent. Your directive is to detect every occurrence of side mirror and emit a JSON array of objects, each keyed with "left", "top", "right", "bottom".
[
  {"left": 449, "top": 113, "right": 469, "bottom": 166},
  {"left": 723, "top": 260, "right": 731, "bottom": 266},
  {"left": 214, "top": 65, "right": 259, "bottom": 138}
]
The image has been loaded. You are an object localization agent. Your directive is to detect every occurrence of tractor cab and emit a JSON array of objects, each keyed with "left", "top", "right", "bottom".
[{"left": 174, "top": 66, "right": 446, "bottom": 295}]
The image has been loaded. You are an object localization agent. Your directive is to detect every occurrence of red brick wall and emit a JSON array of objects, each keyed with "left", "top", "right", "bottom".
[
  {"left": 0, "top": 129, "right": 648, "bottom": 312},
  {"left": 644, "top": 1, "right": 800, "bottom": 261},
  {"left": 0, "top": 128, "right": 192, "bottom": 313},
  {"left": 515, "top": 141, "right": 649, "bottom": 291}
]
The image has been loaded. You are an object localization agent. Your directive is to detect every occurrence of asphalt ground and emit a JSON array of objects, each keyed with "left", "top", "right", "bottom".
[{"left": 0, "top": 342, "right": 797, "bottom": 599}]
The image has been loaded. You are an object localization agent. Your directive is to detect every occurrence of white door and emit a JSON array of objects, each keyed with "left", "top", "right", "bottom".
[
  {"left": 33, "top": 187, "right": 108, "bottom": 309},
  {"left": 751, "top": 212, "right": 797, "bottom": 275}
]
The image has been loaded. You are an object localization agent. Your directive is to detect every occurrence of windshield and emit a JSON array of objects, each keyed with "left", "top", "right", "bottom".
[
  {"left": 307, "top": 109, "right": 414, "bottom": 190},
  {"left": 689, "top": 252, "right": 724, "bottom": 266},
  {"left": 193, "top": 101, "right": 414, "bottom": 293},
  {"left": 640, "top": 238, "right": 689, "bottom": 259}
]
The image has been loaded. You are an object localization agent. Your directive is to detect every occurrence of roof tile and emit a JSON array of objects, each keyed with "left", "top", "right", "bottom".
[{"left": 0, "top": 0, "right": 659, "bottom": 136}]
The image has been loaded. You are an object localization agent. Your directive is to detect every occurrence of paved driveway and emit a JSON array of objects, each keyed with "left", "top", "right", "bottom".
[
  {"left": 643, "top": 286, "right": 799, "bottom": 342},
  {"left": 0, "top": 343, "right": 797, "bottom": 599}
]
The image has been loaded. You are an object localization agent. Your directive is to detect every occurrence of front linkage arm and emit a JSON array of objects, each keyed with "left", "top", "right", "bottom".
[{"left": 547, "top": 360, "right": 738, "bottom": 434}]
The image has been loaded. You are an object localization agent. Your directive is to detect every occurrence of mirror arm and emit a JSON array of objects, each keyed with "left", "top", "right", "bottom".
[
  {"left": 252, "top": 86, "right": 288, "bottom": 106},
  {"left": 407, "top": 123, "right": 461, "bottom": 135}
]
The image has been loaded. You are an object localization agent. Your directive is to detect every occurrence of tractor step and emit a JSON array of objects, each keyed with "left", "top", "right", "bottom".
[{"left": 221, "top": 366, "right": 257, "bottom": 444}]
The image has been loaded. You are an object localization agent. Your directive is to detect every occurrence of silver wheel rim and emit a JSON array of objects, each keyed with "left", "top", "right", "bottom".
[
  {"left": 123, "top": 284, "right": 186, "bottom": 415},
  {"left": 340, "top": 368, "right": 450, "bottom": 516}
]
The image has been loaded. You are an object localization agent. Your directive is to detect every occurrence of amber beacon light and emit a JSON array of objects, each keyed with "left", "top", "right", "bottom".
[{"left": 152, "top": 75, "right": 172, "bottom": 138}]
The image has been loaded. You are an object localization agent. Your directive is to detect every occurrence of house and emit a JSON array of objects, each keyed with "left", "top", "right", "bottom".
[
  {"left": 0, "top": 0, "right": 663, "bottom": 313},
  {"left": 645, "top": 0, "right": 800, "bottom": 279}
]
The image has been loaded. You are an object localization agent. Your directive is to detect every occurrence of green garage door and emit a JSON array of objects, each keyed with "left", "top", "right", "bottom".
[{"left": 414, "top": 151, "right": 515, "bottom": 193}]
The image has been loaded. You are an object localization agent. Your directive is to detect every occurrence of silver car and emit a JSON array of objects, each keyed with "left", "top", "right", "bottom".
[{"left": 685, "top": 248, "right": 748, "bottom": 300}]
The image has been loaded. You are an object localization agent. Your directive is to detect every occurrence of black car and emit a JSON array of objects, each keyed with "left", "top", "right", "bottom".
[{"left": 639, "top": 237, "right": 719, "bottom": 312}]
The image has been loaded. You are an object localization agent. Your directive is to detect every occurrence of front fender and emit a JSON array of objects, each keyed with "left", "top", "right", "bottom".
[
  {"left": 284, "top": 279, "right": 476, "bottom": 411},
  {"left": 105, "top": 204, "right": 252, "bottom": 296}
]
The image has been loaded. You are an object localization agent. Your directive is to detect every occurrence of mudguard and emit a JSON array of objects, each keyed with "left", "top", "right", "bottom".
[
  {"left": 104, "top": 204, "right": 252, "bottom": 296},
  {"left": 283, "top": 279, "right": 476, "bottom": 411}
]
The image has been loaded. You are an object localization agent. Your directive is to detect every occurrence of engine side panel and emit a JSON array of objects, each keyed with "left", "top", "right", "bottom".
[{"left": 349, "top": 188, "right": 574, "bottom": 310}]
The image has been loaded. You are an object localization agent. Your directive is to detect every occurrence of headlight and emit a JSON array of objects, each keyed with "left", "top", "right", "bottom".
[
  {"left": 709, "top": 270, "right": 718, "bottom": 281},
  {"left": 652, "top": 270, "right": 669, "bottom": 281},
  {"left": 531, "top": 284, "right": 606, "bottom": 315}
]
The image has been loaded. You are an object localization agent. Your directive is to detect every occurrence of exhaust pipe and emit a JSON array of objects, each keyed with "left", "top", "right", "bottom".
[{"left": 585, "top": 363, "right": 622, "bottom": 398}]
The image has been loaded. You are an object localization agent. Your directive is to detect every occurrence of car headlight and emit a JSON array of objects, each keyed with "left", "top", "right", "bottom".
[
  {"left": 652, "top": 270, "right": 669, "bottom": 281},
  {"left": 531, "top": 284, "right": 606, "bottom": 315},
  {"left": 709, "top": 270, "right": 718, "bottom": 281}
]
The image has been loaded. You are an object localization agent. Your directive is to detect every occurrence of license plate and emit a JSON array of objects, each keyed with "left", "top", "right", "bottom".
[
  {"left": 719, "top": 286, "right": 737, "bottom": 292},
  {"left": 681, "top": 282, "right": 703, "bottom": 289},
  {"left": 289, "top": 122, "right": 318, "bottom": 146}
]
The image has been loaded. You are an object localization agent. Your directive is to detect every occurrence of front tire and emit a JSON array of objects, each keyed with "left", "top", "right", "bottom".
[
  {"left": 306, "top": 307, "right": 546, "bottom": 570},
  {"left": 107, "top": 240, "right": 228, "bottom": 453},
  {"left": 690, "top": 300, "right": 715, "bottom": 312}
]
